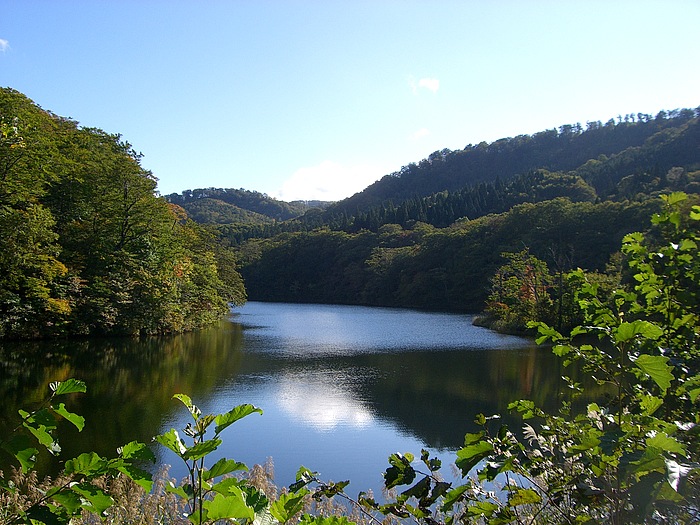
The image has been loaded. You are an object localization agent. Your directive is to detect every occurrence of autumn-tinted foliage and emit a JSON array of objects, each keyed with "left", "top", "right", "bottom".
[{"left": 0, "top": 88, "right": 246, "bottom": 339}]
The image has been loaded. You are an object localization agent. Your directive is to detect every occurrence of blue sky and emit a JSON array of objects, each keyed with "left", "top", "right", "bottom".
[{"left": 1, "top": 1, "right": 699, "bottom": 201}]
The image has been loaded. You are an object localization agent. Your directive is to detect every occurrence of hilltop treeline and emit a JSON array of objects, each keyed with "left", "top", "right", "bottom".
[
  {"left": 238, "top": 198, "right": 663, "bottom": 311},
  {"left": 0, "top": 88, "right": 246, "bottom": 339},
  {"left": 234, "top": 108, "right": 699, "bottom": 309}
]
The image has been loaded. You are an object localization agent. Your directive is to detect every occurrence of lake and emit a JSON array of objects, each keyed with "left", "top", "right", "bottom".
[{"left": 0, "top": 301, "right": 573, "bottom": 497}]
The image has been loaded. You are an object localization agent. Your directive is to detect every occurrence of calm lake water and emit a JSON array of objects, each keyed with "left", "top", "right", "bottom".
[{"left": 0, "top": 302, "right": 573, "bottom": 497}]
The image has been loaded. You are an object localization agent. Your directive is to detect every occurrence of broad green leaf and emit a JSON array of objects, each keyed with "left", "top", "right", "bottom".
[
  {"left": 270, "top": 489, "right": 309, "bottom": 522},
  {"left": 615, "top": 321, "right": 663, "bottom": 343},
  {"left": 2, "top": 434, "right": 38, "bottom": 472},
  {"left": 64, "top": 452, "right": 108, "bottom": 476},
  {"left": 455, "top": 441, "right": 493, "bottom": 475},
  {"left": 52, "top": 403, "right": 85, "bottom": 431},
  {"left": 155, "top": 428, "right": 186, "bottom": 456},
  {"left": 71, "top": 483, "right": 113, "bottom": 514},
  {"left": 21, "top": 408, "right": 59, "bottom": 452},
  {"left": 647, "top": 433, "right": 686, "bottom": 456},
  {"left": 508, "top": 488, "right": 541, "bottom": 506},
  {"left": 253, "top": 508, "right": 277, "bottom": 525},
  {"left": 173, "top": 393, "right": 201, "bottom": 421},
  {"left": 204, "top": 489, "right": 255, "bottom": 521},
  {"left": 466, "top": 500, "right": 498, "bottom": 518},
  {"left": 441, "top": 484, "right": 469, "bottom": 511},
  {"left": 463, "top": 431, "right": 485, "bottom": 446},
  {"left": 384, "top": 453, "right": 416, "bottom": 488},
  {"left": 635, "top": 354, "right": 674, "bottom": 393},
  {"left": 625, "top": 447, "right": 666, "bottom": 478},
  {"left": 214, "top": 404, "right": 263, "bottom": 435},
  {"left": 203, "top": 458, "right": 248, "bottom": 480},
  {"left": 50, "top": 489, "right": 83, "bottom": 514},
  {"left": 241, "top": 484, "right": 269, "bottom": 513},
  {"left": 165, "top": 480, "right": 191, "bottom": 499},
  {"left": 552, "top": 344, "right": 571, "bottom": 357},
  {"left": 662, "top": 192, "right": 688, "bottom": 206},
  {"left": 117, "top": 463, "right": 154, "bottom": 492},
  {"left": 639, "top": 394, "right": 664, "bottom": 416},
  {"left": 182, "top": 437, "right": 222, "bottom": 460},
  {"left": 118, "top": 440, "right": 156, "bottom": 462},
  {"left": 401, "top": 476, "right": 431, "bottom": 500},
  {"left": 299, "top": 516, "right": 356, "bottom": 525},
  {"left": 50, "top": 379, "right": 87, "bottom": 396}
]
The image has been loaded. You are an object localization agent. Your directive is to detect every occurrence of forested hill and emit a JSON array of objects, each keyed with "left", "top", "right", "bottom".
[
  {"left": 235, "top": 108, "right": 700, "bottom": 312},
  {"left": 188, "top": 108, "right": 699, "bottom": 242},
  {"left": 326, "top": 108, "right": 700, "bottom": 217},
  {"left": 164, "top": 187, "right": 331, "bottom": 224},
  {"left": 0, "top": 88, "right": 247, "bottom": 340}
]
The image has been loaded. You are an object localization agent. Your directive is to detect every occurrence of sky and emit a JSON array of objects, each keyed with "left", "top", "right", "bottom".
[{"left": 1, "top": 1, "right": 699, "bottom": 202}]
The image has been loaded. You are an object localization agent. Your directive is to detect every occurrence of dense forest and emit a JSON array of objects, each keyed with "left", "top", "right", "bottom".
[
  {"left": 0, "top": 88, "right": 246, "bottom": 339},
  {"left": 223, "top": 107, "right": 699, "bottom": 312},
  {"left": 3, "top": 86, "right": 699, "bottom": 338}
]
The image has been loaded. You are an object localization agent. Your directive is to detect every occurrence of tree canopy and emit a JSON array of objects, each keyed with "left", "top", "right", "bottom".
[{"left": 0, "top": 88, "right": 246, "bottom": 339}]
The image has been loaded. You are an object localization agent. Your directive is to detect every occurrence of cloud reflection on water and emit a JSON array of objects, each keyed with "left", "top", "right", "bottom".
[{"left": 275, "top": 369, "right": 374, "bottom": 431}]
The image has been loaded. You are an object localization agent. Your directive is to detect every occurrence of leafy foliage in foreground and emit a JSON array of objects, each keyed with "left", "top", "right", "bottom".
[
  {"left": 356, "top": 193, "right": 699, "bottom": 523},
  {"left": 0, "top": 379, "right": 154, "bottom": 524}
]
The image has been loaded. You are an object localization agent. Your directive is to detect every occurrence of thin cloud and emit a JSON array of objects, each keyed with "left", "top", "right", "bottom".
[
  {"left": 0, "top": 39, "right": 9, "bottom": 52},
  {"left": 418, "top": 77, "right": 440, "bottom": 93},
  {"left": 410, "top": 128, "right": 430, "bottom": 140},
  {"left": 276, "top": 160, "right": 390, "bottom": 202},
  {"left": 409, "top": 76, "right": 440, "bottom": 94}
]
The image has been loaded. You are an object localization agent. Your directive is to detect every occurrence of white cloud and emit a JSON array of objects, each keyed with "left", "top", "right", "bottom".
[
  {"left": 410, "top": 128, "right": 430, "bottom": 140},
  {"left": 275, "top": 160, "right": 390, "bottom": 202},
  {"left": 0, "top": 39, "right": 9, "bottom": 52},
  {"left": 418, "top": 77, "right": 440, "bottom": 93},
  {"left": 409, "top": 76, "right": 440, "bottom": 94}
]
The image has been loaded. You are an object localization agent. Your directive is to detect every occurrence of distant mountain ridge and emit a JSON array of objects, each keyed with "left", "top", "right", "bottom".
[
  {"left": 164, "top": 187, "right": 331, "bottom": 224},
  {"left": 168, "top": 107, "right": 699, "bottom": 233}
]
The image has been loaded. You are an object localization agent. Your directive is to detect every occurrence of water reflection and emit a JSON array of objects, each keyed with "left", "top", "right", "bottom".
[
  {"left": 1, "top": 302, "right": 589, "bottom": 495},
  {"left": 276, "top": 369, "right": 374, "bottom": 431}
]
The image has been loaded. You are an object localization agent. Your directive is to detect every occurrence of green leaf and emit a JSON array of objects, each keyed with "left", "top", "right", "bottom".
[
  {"left": 508, "top": 488, "right": 541, "bottom": 506},
  {"left": 441, "top": 484, "right": 469, "bottom": 511},
  {"left": 466, "top": 500, "right": 498, "bottom": 518},
  {"left": 50, "top": 379, "right": 87, "bottom": 396},
  {"left": 71, "top": 483, "right": 113, "bottom": 515},
  {"left": 173, "top": 393, "right": 201, "bottom": 421},
  {"left": 2, "top": 434, "right": 38, "bottom": 472},
  {"left": 182, "top": 437, "right": 222, "bottom": 460},
  {"left": 203, "top": 458, "right": 248, "bottom": 480},
  {"left": 204, "top": 489, "right": 255, "bottom": 521},
  {"left": 52, "top": 403, "right": 85, "bottom": 431},
  {"left": 165, "top": 480, "right": 191, "bottom": 499},
  {"left": 21, "top": 408, "right": 60, "bottom": 452},
  {"left": 384, "top": 452, "right": 416, "bottom": 489},
  {"left": 270, "top": 489, "right": 309, "bottom": 522},
  {"left": 662, "top": 191, "right": 688, "bottom": 206},
  {"left": 214, "top": 404, "right": 263, "bottom": 435},
  {"left": 50, "top": 489, "right": 83, "bottom": 514},
  {"left": 455, "top": 441, "right": 493, "bottom": 475},
  {"left": 118, "top": 440, "right": 156, "bottom": 462},
  {"left": 64, "top": 452, "right": 108, "bottom": 476},
  {"left": 615, "top": 321, "right": 663, "bottom": 343},
  {"left": 155, "top": 428, "right": 186, "bottom": 456},
  {"left": 647, "top": 433, "right": 686, "bottom": 456},
  {"left": 117, "top": 463, "right": 154, "bottom": 492},
  {"left": 639, "top": 395, "right": 664, "bottom": 416},
  {"left": 634, "top": 354, "right": 674, "bottom": 394}
]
